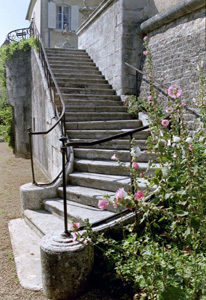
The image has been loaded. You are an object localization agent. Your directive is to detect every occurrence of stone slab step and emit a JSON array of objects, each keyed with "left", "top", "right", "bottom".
[
  {"left": 59, "top": 82, "right": 113, "bottom": 90},
  {"left": 48, "top": 57, "right": 93, "bottom": 64},
  {"left": 73, "top": 148, "right": 149, "bottom": 162},
  {"left": 51, "top": 64, "right": 99, "bottom": 71},
  {"left": 74, "top": 159, "right": 153, "bottom": 176},
  {"left": 64, "top": 106, "right": 127, "bottom": 113},
  {"left": 70, "top": 139, "right": 147, "bottom": 150},
  {"left": 46, "top": 52, "right": 89, "bottom": 59},
  {"left": 43, "top": 198, "right": 115, "bottom": 224},
  {"left": 65, "top": 112, "right": 131, "bottom": 122},
  {"left": 66, "top": 119, "right": 141, "bottom": 130},
  {"left": 53, "top": 69, "right": 102, "bottom": 76},
  {"left": 64, "top": 100, "right": 122, "bottom": 107},
  {"left": 46, "top": 48, "right": 87, "bottom": 55},
  {"left": 62, "top": 94, "right": 120, "bottom": 101},
  {"left": 55, "top": 74, "right": 105, "bottom": 81},
  {"left": 67, "top": 129, "right": 150, "bottom": 140},
  {"left": 56, "top": 78, "right": 108, "bottom": 86},
  {"left": 8, "top": 218, "right": 42, "bottom": 291},
  {"left": 50, "top": 61, "right": 96, "bottom": 68},
  {"left": 57, "top": 185, "right": 118, "bottom": 212},
  {"left": 60, "top": 87, "right": 116, "bottom": 95},
  {"left": 68, "top": 172, "right": 150, "bottom": 192},
  {"left": 24, "top": 209, "right": 65, "bottom": 238}
]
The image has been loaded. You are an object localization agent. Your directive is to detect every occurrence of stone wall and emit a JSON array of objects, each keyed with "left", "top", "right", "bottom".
[
  {"left": 31, "top": 49, "right": 62, "bottom": 180},
  {"left": 139, "top": 2, "right": 206, "bottom": 130},
  {"left": 6, "top": 51, "right": 32, "bottom": 158}
]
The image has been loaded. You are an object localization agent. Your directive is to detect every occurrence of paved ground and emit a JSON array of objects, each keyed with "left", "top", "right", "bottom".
[{"left": 0, "top": 142, "right": 119, "bottom": 300}]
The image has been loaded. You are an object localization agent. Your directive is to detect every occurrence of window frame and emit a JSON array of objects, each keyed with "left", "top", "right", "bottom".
[{"left": 56, "top": 5, "right": 71, "bottom": 31}]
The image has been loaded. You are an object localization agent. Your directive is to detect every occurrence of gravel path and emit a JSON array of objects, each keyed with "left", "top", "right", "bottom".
[{"left": 0, "top": 142, "right": 119, "bottom": 300}]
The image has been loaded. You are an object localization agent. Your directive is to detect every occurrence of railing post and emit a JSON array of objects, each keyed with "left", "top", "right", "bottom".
[
  {"left": 136, "top": 71, "right": 138, "bottom": 102},
  {"left": 129, "top": 134, "right": 135, "bottom": 194},
  {"left": 28, "top": 128, "right": 36, "bottom": 185},
  {"left": 60, "top": 135, "right": 70, "bottom": 236}
]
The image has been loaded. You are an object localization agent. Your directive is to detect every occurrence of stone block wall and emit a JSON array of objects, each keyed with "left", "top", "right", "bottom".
[
  {"left": 6, "top": 51, "right": 32, "bottom": 158},
  {"left": 78, "top": 0, "right": 124, "bottom": 95},
  {"left": 139, "top": 2, "right": 206, "bottom": 131},
  {"left": 31, "top": 49, "right": 62, "bottom": 180}
]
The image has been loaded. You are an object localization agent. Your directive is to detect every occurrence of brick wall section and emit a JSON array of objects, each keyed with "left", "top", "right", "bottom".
[{"left": 139, "top": 6, "right": 206, "bottom": 131}]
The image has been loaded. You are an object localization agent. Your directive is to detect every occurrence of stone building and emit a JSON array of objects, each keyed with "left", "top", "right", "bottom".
[{"left": 26, "top": 0, "right": 102, "bottom": 48}]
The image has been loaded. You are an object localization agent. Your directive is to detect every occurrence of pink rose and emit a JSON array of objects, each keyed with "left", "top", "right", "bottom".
[
  {"left": 70, "top": 222, "right": 80, "bottom": 230},
  {"left": 71, "top": 232, "right": 78, "bottom": 242},
  {"left": 98, "top": 200, "right": 109, "bottom": 210},
  {"left": 189, "top": 145, "right": 193, "bottom": 151},
  {"left": 148, "top": 95, "right": 153, "bottom": 101},
  {"left": 181, "top": 103, "right": 185, "bottom": 107},
  {"left": 168, "top": 85, "right": 182, "bottom": 99},
  {"left": 161, "top": 119, "right": 169, "bottom": 127},
  {"left": 201, "top": 60, "right": 204, "bottom": 68},
  {"left": 115, "top": 188, "right": 125, "bottom": 200},
  {"left": 143, "top": 51, "right": 148, "bottom": 55},
  {"left": 132, "top": 162, "right": 139, "bottom": 169},
  {"left": 140, "top": 173, "right": 143, "bottom": 177},
  {"left": 111, "top": 154, "right": 117, "bottom": 160},
  {"left": 203, "top": 101, "right": 206, "bottom": 105},
  {"left": 135, "top": 190, "right": 145, "bottom": 200},
  {"left": 192, "top": 98, "right": 196, "bottom": 103},
  {"left": 144, "top": 36, "right": 148, "bottom": 41}
]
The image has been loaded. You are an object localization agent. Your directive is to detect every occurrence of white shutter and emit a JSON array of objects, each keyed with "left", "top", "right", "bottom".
[
  {"left": 70, "top": 6, "right": 79, "bottom": 31},
  {"left": 48, "top": 2, "right": 56, "bottom": 29}
]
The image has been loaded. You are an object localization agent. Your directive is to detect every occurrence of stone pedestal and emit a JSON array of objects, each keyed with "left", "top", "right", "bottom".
[{"left": 41, "top": 232, "right": 94, "bottom": 300}]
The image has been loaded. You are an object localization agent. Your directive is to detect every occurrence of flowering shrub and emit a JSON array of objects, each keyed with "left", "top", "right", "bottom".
[{"left": 72, "top": 37, "right": 206, "bottom": 300}]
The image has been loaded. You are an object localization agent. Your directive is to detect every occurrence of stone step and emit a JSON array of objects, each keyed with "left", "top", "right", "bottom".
[
  {"left": 55, "top": 74, "right": 105, "bottom": 81},
  {"left": 46, "top": 52, "right": 90, "bottom": 59},
  {"left": 66, "top": 119, "right": 141, "bottom": 130},
  {"left": 56, "top": 78, "right": 108, "bottom": 86},
  {"left": 51, "top": 63, "right": 99, "bottom": 71},
  {"left": 65, "top": 112, "right": 131, "bottom": 122},
  {"left": 59, "top": 82, "right": 113, "bottom": 90},
  {"left": 70, "top": 139, "right": 147, "bottom": 150},
  {"left": 8, "top": 219, "right": 42, "bottom": 291},
  {"left": 64, "top": 105, "right": 127, "bottom": 113},
  {"left": 62, "top": 94, "right": 121, "bottom": 101},
  {"left": 60, "top": 87, "right": 116, "bottom": 95},
  {"left": 74, "top": 159, "right": 152, "bottom": 176},
  {"left": 68, "top": 172, "right": 150, "bottom": 193},
  {"left": 67, "top": 129, "right": 150, "bottom": 140},
  {"left": 73, "top": 148, "right": 150, "bottom": 162},
  {"left": 57, "top": 185, "right": 118, "bottom": 212},
  {"left": 48, "top": 57, "right": 93, "bottom": 64},
  {"left": 50, "top": 61, "right": 96, "bottom": 68},
  {"left": 46, "top": 48, "right": 87, "bottom": 55},
  {"left": 43, "top": 198, "right": 115, "bottom": 225},
  {"left": 64, "top": 100, "right": 122, "bottom": 107},
  {"left": 53, "top": 69, "right": 102, "bottom": 76},
  {"left": 24, "top": 209, "right": 66, "bottom": 238}
]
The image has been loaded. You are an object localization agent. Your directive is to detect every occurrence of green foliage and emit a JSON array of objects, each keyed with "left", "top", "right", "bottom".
[
  {"left": 0, "top": 37, "right": 39, "bottom": 148},
  {"left": 77, "top": 37, "right": 206, "bottom": 299},
  {"left": 127, "top": 95, "right": 147, "bottom": 118}
]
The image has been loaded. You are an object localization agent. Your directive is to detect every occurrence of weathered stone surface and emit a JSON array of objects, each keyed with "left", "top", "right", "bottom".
[
  {"left": 6, "top": 50, "right": 32, "bottom": 158},
  {"left": 41, "top": 232, "right": 94, "bottom": 300}
]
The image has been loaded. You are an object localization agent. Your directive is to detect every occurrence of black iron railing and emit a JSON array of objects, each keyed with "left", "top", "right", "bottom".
[{"left": 6, "top": 27, "right": 31, "bottom": 43}]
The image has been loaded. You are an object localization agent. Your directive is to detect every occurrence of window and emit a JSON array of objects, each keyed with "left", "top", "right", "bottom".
[{"left": 56, "top": 6, "right": 70, "bottom": 30}]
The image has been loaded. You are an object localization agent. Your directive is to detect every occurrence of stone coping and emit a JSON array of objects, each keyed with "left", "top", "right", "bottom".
[
  {"left": 76, "top": 0, "right": 115, "bottom": 35},
  {"left": 140, "top": 0, "right": 205, "bottom": 34}
]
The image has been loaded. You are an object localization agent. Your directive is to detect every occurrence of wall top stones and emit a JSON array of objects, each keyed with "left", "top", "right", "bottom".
[{"left": 140, "top": 0, "right": 205, "bottom": 34}]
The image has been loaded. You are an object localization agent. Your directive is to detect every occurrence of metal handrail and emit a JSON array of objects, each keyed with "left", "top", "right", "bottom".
[
  {"left": 6, "top": 27, "right": 31, "bottom": 43},
  {"left": 28, "top": 20, "right": 66, "bottom": 185}
]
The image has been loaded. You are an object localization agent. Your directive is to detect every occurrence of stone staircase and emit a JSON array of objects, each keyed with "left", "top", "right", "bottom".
[{"left": 22, "top": 48, "right": 152, "bottom": 237}]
